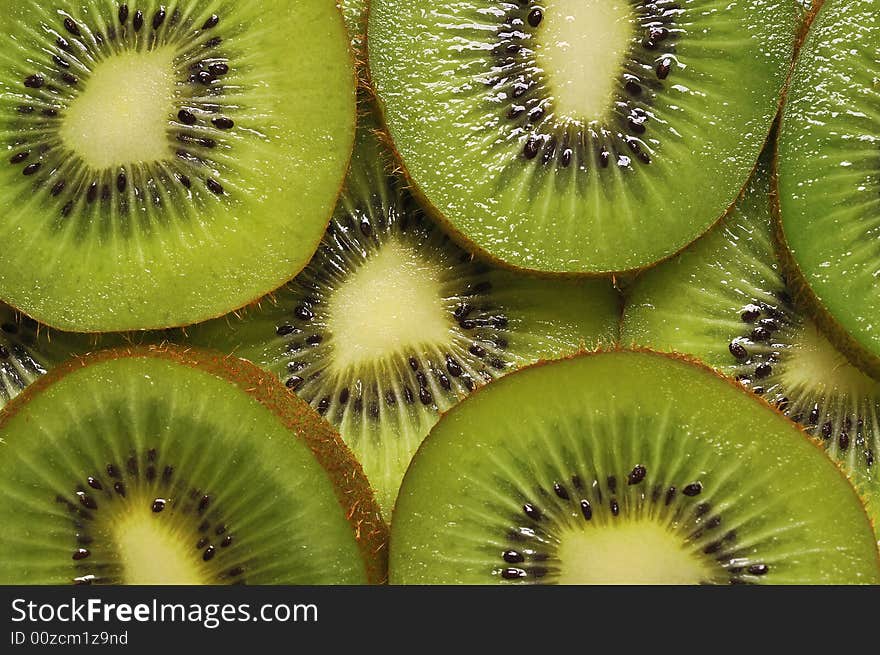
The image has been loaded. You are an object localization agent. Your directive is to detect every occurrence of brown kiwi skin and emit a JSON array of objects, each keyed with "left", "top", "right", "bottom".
[
  {"left": 770, "top": 0, "right": 880, "bottom": 380},
  {"left": 366, "top": 4, "right": 804, "bottom": 280},
  {"left": 0, "top": 344, "right": 389, "bottom": 585},
  {"left": 3, "top": 3, "right": 358, "bottom": 335},
  {"left": 392, "top": 346, "right": 879, "bottom": 547}
]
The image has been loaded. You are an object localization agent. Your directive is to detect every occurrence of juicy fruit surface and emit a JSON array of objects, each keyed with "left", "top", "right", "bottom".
[
  {"left": 189, "top": 124, "right": 620, "bottom": 516},
  {"left": 776, "top": 0, "right": 880, "bottom": 373},
  {"left": 0, "top": 350, "right": 383, "bottom": 584},
  {"left": 623, "top": 161, "right": 880, "bottom": 525},
  {"left": 391, "top": 351, "right": 880, "bottom": 584},
  {"left": 368, "top": 0, "right": 796, "bottom": 273},
  {"left": 0, "top": 0, "right": 355, "bottom": 331}
]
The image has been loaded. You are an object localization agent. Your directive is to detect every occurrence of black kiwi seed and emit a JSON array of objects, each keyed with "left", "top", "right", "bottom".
[
  {"left": 627, "top": 465, "right": 647, "bottom": 485},
  {"left": 63, "top": 17, "right": 81, "bottom": 36},
  {"left": 754, "top": 363, "right": 772, "bottom": 379},
  {"left": 72, "top": 548, "right": 90, "bottom": 560},
  {"left": 656, "top": 58, "right": 672, "bottom": 79},
  {"left": 527, "top": 8, "right": 543, "bottom": 27},
  {"left": 501, "top": 567, "right": 527, "bottom": 579},
  {"left": 203, "top": 14, "right": 220, "bottom": 30},
  {"left": 503, "top": 550, "right": 524, "bottom": 563},
  {"left": 580, "top": 499, "right": 592, "bottom": 520},
  {"left": 206, "top": 179, "right": 224, "bottom": 195},
  {"left": 152, "top": 499, "right": 166, "bottom": 513},
  {"left": 522, "top": 503, "right": 541, "bottom": 521},
  {"left": 682, "top": 482, "right": 703, "bottom": 497},
  {"left": 153, "top": 7, "right": 166, "bottom": 29},
  {"left": 9, "top": 152, "right": 29, "bottom": 164},
  {"left": 178, "top": 109, "right": 197, "bottom": 125},
  {"left": 208, "top": 63, "right": 229, "bottom": 76},
  {"left": 23, "top": 163, "right": 41, "bottom": 176},
  {"left": 76, "top": 491, "right": 97, "bottom": 510},
  {"left": 118, "top": 4, "right": 129, "bottom": 24},
  {"left": 133, "top": 10, "right": 143, "bottom": 31},
  {"left": 729, "top": 340, "right": 748, "bottom": 360},
  {"left": 212, "top": 117, "right": 234, "bottom": 130},
  {"left": 117, "top": 171, "right": 127, "bottom": 193},
  {"left": 24, "top": 74, "right": 44, "bottom": 88}
]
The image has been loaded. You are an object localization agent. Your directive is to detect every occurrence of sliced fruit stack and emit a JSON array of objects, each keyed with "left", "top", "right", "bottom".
[{"left": 0, "top": 0, "right": 878, "bottom": 585}]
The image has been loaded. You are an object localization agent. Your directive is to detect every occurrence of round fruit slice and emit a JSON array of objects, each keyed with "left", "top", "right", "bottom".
[
  {"left": 368, "top": 0, "right": 797, "bottom": 273},
  {"left": 0, "top": 1, "right": 355, "bottom": 331},
  {"left": 187, "top": 118, "right": 620, "bottom": 518},
  {"left": 775, "top": 0, "right": 880, "bottom": 378},
  {"left": 0, "top": 346, "right": 386, "bottom": 584},
  {"left": 391, "top": 351, "right": 879, "bottom": 584},
  {"left": 623, "top": 157, "right": 880, "bottom": 534}
]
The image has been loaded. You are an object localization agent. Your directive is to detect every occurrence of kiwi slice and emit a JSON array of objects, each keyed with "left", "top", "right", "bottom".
[
  {"left": 391, "top": 350, "right": 880, "bottom": 584},
  {"left": 623, "top": 158, "right": 880, "bottom": 531},
  {"left": 367, "top": 0, "right": 797, "bottom": 273},
  {"left": 0, "top": 1, "right": 355, "bottom": 331},
  {"left": 0, "top": 346, "right": 387, "bottom": 584},
  {"left": 187, "top": 121, "right": 619, "bottom": 516},
  {"left": 775, "top": 0, "right": 880, "bottom": 377}
]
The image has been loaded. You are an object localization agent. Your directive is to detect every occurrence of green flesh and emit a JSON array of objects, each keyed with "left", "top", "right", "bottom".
[
  {"left": 0, "top": 0, "right": 355, "bottom": 331},
  {"left": 0, "top": 352, "right": 374, "bottom": 584},
  {"left": 188, "top": 122, "right": 620, "bottom": 517},
  {"left": 623, "top": 161, "right": 880, "bottom": 533},
  {"left": 391, "top": 351, "right": 880, "bottom": 584},
  {"left": 776, "top": 0, "right": 880, "bottom": 375},
  {"left": 367, "top": 0, "right": 796, "bottom": 273}
]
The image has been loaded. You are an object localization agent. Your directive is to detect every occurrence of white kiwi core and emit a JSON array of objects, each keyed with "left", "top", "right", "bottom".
[
  {"left": 556, "top": 521, "right": 713, "bottom": 584},
  {"left": 60, "top": 48, "right": 176, "bottom": 169},
  {"left": 112, "top": 502, "right": 208, "bottom": 585},
  {"left": 536, "top": 0, "right": 634, "bottom": 122},
  {"left": 781, "top": 321, "right": 879, "bottom": 397},
  {"left": 326, "top": 239, "right": 452, "bottom": 373}
]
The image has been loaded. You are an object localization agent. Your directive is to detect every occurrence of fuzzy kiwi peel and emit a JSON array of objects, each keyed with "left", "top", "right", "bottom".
[
  {"left": 0, "top": 344, "right": 388, "bottom": 585},
  {"left": 391, "top": 349, "right": 880, "bottom": 584}
]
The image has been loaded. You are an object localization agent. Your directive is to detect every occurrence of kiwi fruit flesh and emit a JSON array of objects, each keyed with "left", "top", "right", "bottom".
[
  {"left": 187, "top": 119, "right": 620, "bottom": 517},
  {"left": 0, "top": 346, "right": 386, "bottom": 584},
  {"left": 775, "top": 0, "right": 880, "bottom": 378},
  {"left": 0, "top": 0, "right": 355, "bottom": 331},
  {"left": 367, "top": 0, "right": 797, "bottom": 273},
  {"left": 391, "top": 350, "right": 880, "bottom": 584},
  {"left": 623, "top": 158, "right": 880, "bottom": 533}
]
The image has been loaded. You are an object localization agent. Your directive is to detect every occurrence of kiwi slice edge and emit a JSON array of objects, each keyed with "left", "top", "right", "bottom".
[
  {"left": 774, "top": 0, "right": 880, "bottom": 378},
  {"left": 0, "top": 344, "right": 388, "bottom": 585},
  {"left": 0, "top": 0, "right": 357, "bottom": 332},
  {"left": 367, "top": 0, "right": 800, "bottom": 274},
  {"left": 391, "top": 348, "right": 880, "bottom": 584}
]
